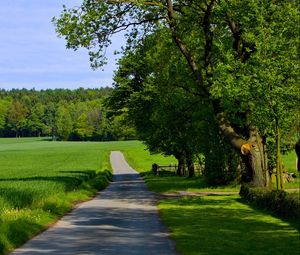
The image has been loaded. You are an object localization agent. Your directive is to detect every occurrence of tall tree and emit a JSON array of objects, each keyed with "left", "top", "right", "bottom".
[
  {"left": 56, "top": 103, "right": 73, "bottom": 140},
  {"left": 27, "top": 102, "right": 47, "bottom": 137},
  {"left": 6, "top": 101, "right": 28, "bottom": 137},
  {"left": 54, "top": 0, "right": 299, "bottom": 187}
]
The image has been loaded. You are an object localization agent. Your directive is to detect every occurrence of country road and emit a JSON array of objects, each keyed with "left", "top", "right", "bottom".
[{"left": 10, "top": 151, "right": 178, "bottom": 255}]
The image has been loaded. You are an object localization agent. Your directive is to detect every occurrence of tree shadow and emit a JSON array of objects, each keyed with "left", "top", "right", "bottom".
[{"left": 236, "top": 197, "right": 300, "bottom": 231}]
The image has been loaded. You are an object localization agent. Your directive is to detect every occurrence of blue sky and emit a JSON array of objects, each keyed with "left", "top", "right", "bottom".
[{"left": 0, "top": 0, "right": 124, "bottom": 90}]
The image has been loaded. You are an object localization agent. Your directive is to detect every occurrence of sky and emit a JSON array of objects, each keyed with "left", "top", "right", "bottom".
[{"left": 0, "top": 0, "right": 125, "bottom": 90}]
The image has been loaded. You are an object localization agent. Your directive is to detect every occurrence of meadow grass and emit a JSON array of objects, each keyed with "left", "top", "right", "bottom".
[
  {"left": 0, "top": 138, "right": 138, "bottom": 254},
  {"left": 281, "top": 151, "right": 299, "bottom": 190}
]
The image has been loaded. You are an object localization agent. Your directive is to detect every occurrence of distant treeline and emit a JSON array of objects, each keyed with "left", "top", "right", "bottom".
[{"left": 0, "top": 88, "right": 136, "bottom": 141}]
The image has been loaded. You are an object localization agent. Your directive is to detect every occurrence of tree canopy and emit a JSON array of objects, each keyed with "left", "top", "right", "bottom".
[{"left": 54, "top": 0, "right": 300, "bottom": 187}]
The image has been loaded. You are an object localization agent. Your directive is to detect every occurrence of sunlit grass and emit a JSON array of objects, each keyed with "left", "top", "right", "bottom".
[{"left": 159, "top": 195, "right": 300, "bottom": 255}]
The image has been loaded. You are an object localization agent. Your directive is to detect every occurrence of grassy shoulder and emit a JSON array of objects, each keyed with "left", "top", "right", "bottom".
[{"left": 123, "top": 143, "right": 300, "bottom": 255}]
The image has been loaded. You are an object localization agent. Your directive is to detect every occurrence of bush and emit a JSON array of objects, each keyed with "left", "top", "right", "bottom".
[{"left": 240, "top": 185, "right": 300, "bottom": 219}]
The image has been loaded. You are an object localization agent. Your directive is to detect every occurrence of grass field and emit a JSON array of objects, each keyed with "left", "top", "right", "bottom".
[
  {"left": 0, "top": 138, "right": 139, "bottom": 254},
  {"left": 1, "top": 138, "right": 299, "bottom": 255}
]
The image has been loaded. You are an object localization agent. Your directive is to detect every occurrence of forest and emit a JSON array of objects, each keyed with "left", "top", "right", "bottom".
[{"left": 0, "top": 88, "right": 135, "bottom": 141}]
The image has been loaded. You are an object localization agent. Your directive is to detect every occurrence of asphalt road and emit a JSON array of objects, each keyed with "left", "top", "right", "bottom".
[{"left": 10, "top": 151, "right": 177, "bottom": 255}]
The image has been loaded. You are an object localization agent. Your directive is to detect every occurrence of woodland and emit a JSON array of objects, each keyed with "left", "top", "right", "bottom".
[{"left": 0, "top": 88, "right": 135, "bottom": 141}]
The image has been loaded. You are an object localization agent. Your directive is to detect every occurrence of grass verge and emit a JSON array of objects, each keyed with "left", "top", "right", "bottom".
[{"left": 159, "top": 196, "right": 299, "bottom": 255}]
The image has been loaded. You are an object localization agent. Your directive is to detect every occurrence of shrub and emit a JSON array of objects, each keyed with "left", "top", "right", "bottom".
[{"left": 240, "top": 185, "right": 300, "bottom": 219}]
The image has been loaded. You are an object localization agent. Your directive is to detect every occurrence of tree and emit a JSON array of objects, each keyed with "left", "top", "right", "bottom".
[
  {"left": 0, "top": 98, "right": 12, "bottom": 136},
  {"left": 6, "top": 100, "right": 28, "bottom": 137},
  {"left": 27, "top": 103, "right": 47, "bottom": 137},
  {"left": 56, "top": 103, "right": 73, "bottom": 140},
  {"left": 54, "top": 0, "right": 299, "bottom": 187},
  {"left": 44, "top": 102, "right": 58, "bottom": 140},
  {"left": 0, "top": 88, "right": 115, "bottom": 140}
]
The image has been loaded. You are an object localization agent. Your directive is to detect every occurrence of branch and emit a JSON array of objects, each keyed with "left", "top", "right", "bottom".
[
  {"left": 216, "top": 111, "right": 247, "bottom": 150},
  {"left": 203, "top": 0, "right": 215, "bottom": 75},
  {"left": 166, "top": 0, "right": 207, "bottom": 97},
  {"left": 103, "top": 0, "right": 164, "bottom": 8},
  {"left": 227, "top": 17, "right": 256, "bottom": 63},
  {"left": 172, "top": 83, "right": 203, "bottom": 97},
  {"left": 111, "top": 16, "right": 166, "bottom": 34}
]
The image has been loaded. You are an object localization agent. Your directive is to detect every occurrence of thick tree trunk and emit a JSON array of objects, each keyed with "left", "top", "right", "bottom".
[{"left": 216, "top": 111, "right": 270, "bottom": 187}]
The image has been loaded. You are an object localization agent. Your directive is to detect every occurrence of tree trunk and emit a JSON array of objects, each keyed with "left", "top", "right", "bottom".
[
  {"left": 216, "top": 111, "right": 270, "bottom": 187},
  {"left": 177, "top": 155, "right": 185, "bottom": 176},
  {"left": 242, "top": 128, "right": 271, "bottom": 187},
  {"left": 187, "top": 158, "right": 195, "bottom": 178},
  {"left": 295, "top": 140, "right": 300, "bottom": 172}
]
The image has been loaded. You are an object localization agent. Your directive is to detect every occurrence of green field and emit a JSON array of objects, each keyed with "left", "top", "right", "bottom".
[
  {"left": 0, "top": 138, "right": 299, "bottom": 255},
  {"left": 0, "top": 138, "right": 138, "bottom": 254}
]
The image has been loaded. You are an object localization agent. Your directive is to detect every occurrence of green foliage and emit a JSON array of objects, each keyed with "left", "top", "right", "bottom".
[
  {"left": 203, "top": 128, "right": 240, "bottom": 185},
  {"left": 0, "top": 88, "right": 121, "bottom": 141},
  {"left": 212, "top": 0, "right": 300, "bottom": 154},
  {"left": 0, "top": 99, "right": 11, "bottom": 135},
  {"left": 240, "top": 185, "right": 300, "bottom": 220}
]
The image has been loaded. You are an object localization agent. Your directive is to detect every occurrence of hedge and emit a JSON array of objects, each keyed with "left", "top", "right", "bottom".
[{"left": 239, "top": 185, "right": 300, "bottom": 220}]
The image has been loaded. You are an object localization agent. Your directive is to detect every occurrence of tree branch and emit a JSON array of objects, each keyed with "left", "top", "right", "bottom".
[
  {"left": 166, "top": 0, "right": 207, "bottom": 97},
  {"left": 103, "top": 0, "right": 164, "bottom": 8}
]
